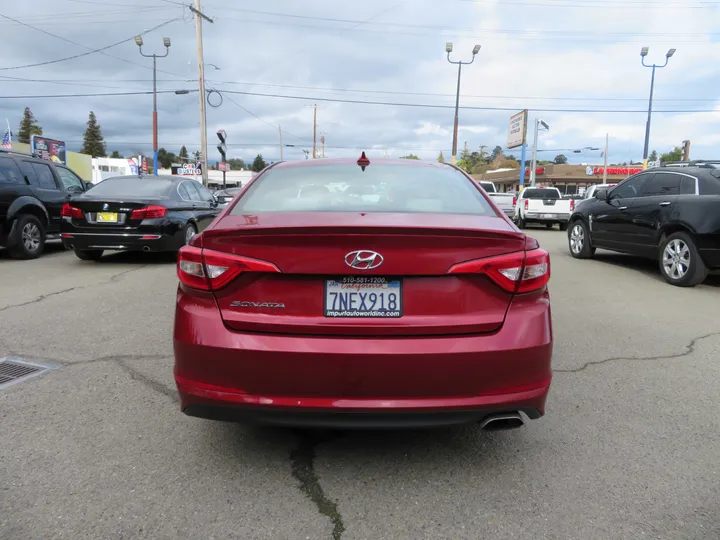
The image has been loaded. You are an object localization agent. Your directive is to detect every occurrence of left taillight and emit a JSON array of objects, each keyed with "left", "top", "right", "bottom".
[
  {"left": 130, "top": 205, "right": 167, "bottom": 219},
  {"left": 177, "top": 246, "right": 281, "bottom": 291},
  {"left": 61, "top": 203, "right": 83, "bottom": 219},
  {"left": 569, "top": 199, "right": 575, "bottom": 212},
  {"left": 447, "top": 248, "right": 550, "bottom": 294}
]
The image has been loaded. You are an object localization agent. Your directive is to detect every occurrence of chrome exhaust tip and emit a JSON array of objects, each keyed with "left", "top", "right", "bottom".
[{"left": 480, "top": 412, "right": 524, "bottom": 431}]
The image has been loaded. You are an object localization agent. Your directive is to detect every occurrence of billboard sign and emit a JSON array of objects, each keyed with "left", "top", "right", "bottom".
[
  {"left": 218, "top": 161, "right": 227, "bottom": 172},
  {"left": 171, "top": 162, "right": 203, "bottom": 176},
  {"left": 31, "top": 135, "right": 67, "bottom": 164},
  {"left": 128, "top": 158, "right": 139, "bottom": 175},
  {"left": 506, "top": 110, "right": 528, "bottom": 149}
]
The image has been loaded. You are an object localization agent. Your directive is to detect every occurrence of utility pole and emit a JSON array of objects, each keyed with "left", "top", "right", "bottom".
[
  {"left": 445, "top": 42, "right": 481, "bottom": 165},
  {"left": 681, "top": 140, "right": 691, "bottom": 161},
  {"left": 278, "top": 125, "right": 284, "bottom": 161},
  {"left": 602, "top": 133, "right": 609, "bottom": 184},
  {"left": 190, "top": 0, "right": 214, "bottom": 186},
  {"left": 320, "top": 132, "right": 326, "bottom": 158},
  {"left": 312, "top": 104, "right": 317, "bottom": 159}
]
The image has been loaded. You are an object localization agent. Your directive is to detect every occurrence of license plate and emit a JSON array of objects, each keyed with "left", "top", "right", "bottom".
[
  {"left": 97, "top": 212, "right": 118, "bottom": 223},
  {"left": 324, "top": 277, "right": 402, "bottom": 318},
  {"left": 542, "top": 213, "right": 555, "bottom": 219}
]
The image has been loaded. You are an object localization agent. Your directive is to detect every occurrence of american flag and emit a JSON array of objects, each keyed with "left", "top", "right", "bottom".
[{"left": 1, "top": 125, "right": 11, "bottom": 149}]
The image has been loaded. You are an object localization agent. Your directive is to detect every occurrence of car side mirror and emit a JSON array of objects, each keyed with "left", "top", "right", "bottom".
[{"left": 595, "top": 189, "right": 608, "bottom": 201}]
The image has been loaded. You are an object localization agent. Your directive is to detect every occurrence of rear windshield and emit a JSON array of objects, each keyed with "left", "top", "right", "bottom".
[
  {"left": 480, "top": 182, "right": 496, "bottom": 193},
  {"left": 522, "top": 188, "right": 560, "bottom": 200},
  {"left": 85, "top": 177, "right": 173, "bottom": 198},
  {"left": 231, "top": 164, "right": 496, "bottom": 215}
]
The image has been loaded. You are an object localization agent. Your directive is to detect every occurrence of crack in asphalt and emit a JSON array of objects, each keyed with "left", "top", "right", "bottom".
[
  {"left": 116, "top": 358, "right": 179, "bottom": 403},
  {"left": 290, "top": 431, "right": 346, "bottom": 540},
  {"left": 554, "top": 332, "right": 720, "bottom": 373},
  {"left": 0, "top": 266, "right": 147, "bottom": 313}
]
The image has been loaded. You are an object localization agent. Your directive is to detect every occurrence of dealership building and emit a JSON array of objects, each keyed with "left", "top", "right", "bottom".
[{"left": 472, "top": 164, "right": 644, "bottom": 194}]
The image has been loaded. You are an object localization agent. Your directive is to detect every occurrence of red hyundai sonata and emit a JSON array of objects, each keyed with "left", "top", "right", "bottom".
[{"left": 173, "top": 157, "right": 552, "bottom": 430}]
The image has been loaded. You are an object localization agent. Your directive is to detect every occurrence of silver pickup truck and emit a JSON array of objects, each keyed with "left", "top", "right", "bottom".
[{"left": 479, "top": 181, "right": 516, "bottom": 217}]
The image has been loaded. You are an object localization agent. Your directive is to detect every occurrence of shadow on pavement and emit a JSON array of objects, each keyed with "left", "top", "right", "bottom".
[
  {"left": 0, "top": 241, "right": 70, "bottom": 261},
  {"left": 592, "top": 250, "right": 720, "bottom": 288},
  {"left": 95, "top": 250, "right": 177, "bottom": 265}
]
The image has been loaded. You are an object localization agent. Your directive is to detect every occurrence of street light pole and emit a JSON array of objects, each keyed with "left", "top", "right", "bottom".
[
  {"left": 640, "top": 46, "right": 675, "bottom": 169},
  {"left": 135, "top": 36, "right": 171, "bottom": 176},
  {"left": 530, "top": 118, "right": 549, "bottom": 186},
  {"left": 446, "top": 42, "right": 481, "bottom": 165}
]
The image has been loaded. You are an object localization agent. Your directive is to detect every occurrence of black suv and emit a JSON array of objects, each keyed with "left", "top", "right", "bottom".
[
  {"left": 0, "top": 148, "right": 90, "bottom": 259},
  {"left": 567, "top": 165, "right": 720, "bottom": 287}
]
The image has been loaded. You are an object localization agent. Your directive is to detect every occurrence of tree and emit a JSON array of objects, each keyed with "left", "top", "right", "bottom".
[
  {"left": 193, "top": 150, "right": 201, "bottom": 162},
  {"left": 553, "top": 154, "right": 568, "bottom": 164},
  {"left": 660, "top": 147, "right": 683, "bottom": 163},
  {"left": 109, "top": 150, "right": 123, "bottom": 159},
  {"left": 251, "top": 154, "right": 267, "bottom": 172},
  {"left": 472, "top": 164, "right": 492, "bottom": 175},
  {"left": 80, "top": 111, "right": 106, "bottom": 157},
  {"left": 437, "top": 151, "right": 445, "bottom": 163},
  {"left": 498, "top": 160, "right": 520, "bottom": 169},
  {"left": 228, "top": 158, "right": 245, "bottom": 170},
  {"left": 179, "top": 145, "right": 189, "bottom": 162},
  {"left": 400, "top": 154, "right": 420, "bottom": 160},
  {"left": 490, "top": 145, "right": 504, "bottom": 162},
  {"left": 157, "top": 147, "right": 177, "bottom": 169},
  {"left": 17, "top": 107, "right": 43, "bottom": 144},
  {"left": 649, "top": 149, "right": 658, "bottom": 161}
]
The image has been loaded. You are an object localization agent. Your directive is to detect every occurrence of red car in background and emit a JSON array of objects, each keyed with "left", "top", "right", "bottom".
[{"left": 173, "top": 157, "right": 553, "bottom": 430}]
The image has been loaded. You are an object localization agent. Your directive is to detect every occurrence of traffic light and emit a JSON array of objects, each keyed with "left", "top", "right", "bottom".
[
  {"left": 681, "top": 140, "right": 691, "bottom": 161},
  {"left": 217, "top": 130, "right": 227, "bottom": 162}
]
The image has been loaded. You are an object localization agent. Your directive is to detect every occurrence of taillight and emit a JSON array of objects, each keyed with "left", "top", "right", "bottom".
[
  {"left": 512, "top": 196, "right": 517, "bottom": 207},
  {"left": 569, "top": 199, "right": 575, "bottom": 212},
  {"left": 177, "top": 246, "right": 281, "bottom": 291},
  {"left": 447, "top": 248, "right": 550, "bottom": 294},
  {"left": 130, "top": 205, "right": 167, "bottom": 219},
  {"left": 524, "top": 199, "right": 529, "bottom": 210},
  {"left": 61, "top": 203, "right": 83, "bottom": 219}
]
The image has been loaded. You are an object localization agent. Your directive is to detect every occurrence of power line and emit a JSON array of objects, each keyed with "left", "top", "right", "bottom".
[
  {"left": 221, "top": 17, "right": 717, "bottom": 43},
  {"left": 0, "top": 16, "right": 183, "bottom": 72},
  {"left": 2, "top": 87, "right": 716, "bottom": 114}
]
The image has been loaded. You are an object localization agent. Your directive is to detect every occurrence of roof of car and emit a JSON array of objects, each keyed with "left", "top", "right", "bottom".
[{"left": 270, "top": 158, "right": 452, "bottom": 170}]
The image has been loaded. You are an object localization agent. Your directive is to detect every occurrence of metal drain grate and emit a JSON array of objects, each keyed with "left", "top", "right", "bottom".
[{"left": 0, "top": 357, "right": 57, "bottom": 389}]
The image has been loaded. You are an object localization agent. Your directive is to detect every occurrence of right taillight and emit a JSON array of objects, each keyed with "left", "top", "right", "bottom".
[
  {"left": 447, "top": 248, "right": 550, "bottom": 294},
  {"left": 131, "top": 205, "right": 167, "bottom": 219},
  {"left": 61, "top": 203, "right": 83, "bottom": 219},
  {"left": 524, "top": 199, "right": 529, "bottom": 210},
  {"left": 177, "top": 246, "right": 281, "bottom": 291},
  {"left": 512, "top": 196, "right": 517, "bottom": 207}
]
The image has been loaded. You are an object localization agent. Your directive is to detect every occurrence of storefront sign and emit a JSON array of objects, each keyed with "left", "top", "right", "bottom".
[
  {"left": 31, "top": 135, "right": 66, "bottom": 164},
  {"left": 589, "top": 166, "right": 642, "bottom": 176},
  {"left": 172, "top": 162, "right": 203, "bottom": 176}
]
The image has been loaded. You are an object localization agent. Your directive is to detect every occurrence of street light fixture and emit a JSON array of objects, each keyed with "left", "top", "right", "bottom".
[
  {"left": 136, "top": 36, "right": 171, "bottom": 175},
  {"left": 446, "top": 43, "right": 481, "bottom": 165},
  {"left": 640, "top": 46, "right": 675, "bottom": 168}
]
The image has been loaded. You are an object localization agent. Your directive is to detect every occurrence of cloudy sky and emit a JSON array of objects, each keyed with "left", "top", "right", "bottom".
[{"left": 1, "top": 0, "right": 719, "bottom": 165}]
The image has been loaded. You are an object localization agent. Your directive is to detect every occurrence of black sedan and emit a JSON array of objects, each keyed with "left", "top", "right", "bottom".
[
  {"left": 567, "top": 166, "right": 720, "bottom": 287},
  {"left": 61, "top": 175, "right": 220, "bottom": 260}
]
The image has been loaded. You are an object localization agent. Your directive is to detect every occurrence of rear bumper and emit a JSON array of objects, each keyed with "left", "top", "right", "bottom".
[
  {"left": 524, "top": 212, "right": 571, "bottom": 222},
  {"left": 61, "top": 232, "right": 181, "bottom": 252},
  {"left": 173, "top": 288, "right": 553, "bottom": 428}
]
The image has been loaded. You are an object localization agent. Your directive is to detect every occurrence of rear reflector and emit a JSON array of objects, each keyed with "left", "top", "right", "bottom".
[
  {"left": 61, "top": 204, "right": 83, "bottom": 219},
  {"left": 131, "top": 205, "right": 167, "bottom": 219},
  {"left": 177, "top": 246, "right": 281, "bottom": 291},
  {"left": 141, "top": 235, "right": 161, "bottom": 240},
  {"left": 447, "top": 248, "right": 550, "bottom": 293}
]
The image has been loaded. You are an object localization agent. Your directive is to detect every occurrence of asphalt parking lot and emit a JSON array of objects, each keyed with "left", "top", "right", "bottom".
[{"left": 1, "top": 232, "right": 719, "bottom": 540}]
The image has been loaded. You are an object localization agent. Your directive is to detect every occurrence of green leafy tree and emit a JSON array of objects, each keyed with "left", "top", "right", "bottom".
[
  {"left": 457, "top": 142, "right": 473, "bottom": 172},
  {"left": 193, "top": 150, "right": 201, "bottom": 162},
  {"left": 80, "top": 111, "right": 106, "bottom": 157},
  {"left": 179, "top": 145, "right": 189, "bottom": 161},
  {"left": 553, "top": 154, "right": 568, "bottom": 164},
  {"left": 498, "top": 159, "right": 520, "bottom": 169},
  {"left": 109, "top": 150, "right": 123, "bottom": 159},
  {"left": 490, "top": 145, "right": 504, "bottom": 162},
  {"left": 17, "top": 107, "right": 43, "bottom": 144},
  {"left": 251, "top": 154, "right": 267, "bottom": 172},
  {"left": 437, "top": 151, "right": 445, "bottom": 163},
  {"left": 660, "top": 147, "right": 683, "bottom": 163},
  {"left": 157, "top": 148, "right": 177, "bottom": 169},
  {"left": 649, "top": 150, "right": 658, "bottom": 161},
  {"left": 228, "top": 158, "right": 245, "bottom": 170},
  {"left": 400, "top": 154, "right": 420, "bottom": 160}
]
